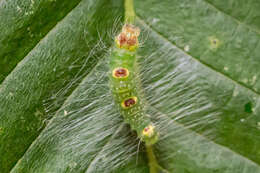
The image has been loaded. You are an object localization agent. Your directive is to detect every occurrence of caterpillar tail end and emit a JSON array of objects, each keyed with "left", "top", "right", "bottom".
[{"left": 141, "top": 124, "right": 159, "bottom": 146}]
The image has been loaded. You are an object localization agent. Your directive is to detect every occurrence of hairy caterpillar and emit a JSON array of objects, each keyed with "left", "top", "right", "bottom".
[{"left": 109, "top": 24, "right": 158, "bottom": 145}]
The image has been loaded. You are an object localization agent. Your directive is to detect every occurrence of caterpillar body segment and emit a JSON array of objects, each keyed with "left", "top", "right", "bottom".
[{"left": 109, "top": 24, "right": 158, "bottom": 145}]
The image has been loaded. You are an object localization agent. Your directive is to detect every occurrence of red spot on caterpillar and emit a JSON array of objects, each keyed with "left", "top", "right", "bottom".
[
  {"left": 144, "top": 127, "right": 150, "bottom": 132},
  {"left": 124, "top": 98, "right": 136, "bottom": 107},
  {"left": 116, "top": 24, "right": 140, "bottom": 51},
  {"left": 118, "top": 33, "right": 137, "bottom": 46},
  {"left": 119, "top": 34, "right": 127, "bottom": 45},
  {"left": 113, "top": 68, "right": 129, "bottom": 78},
  {"left": 115, "top": 68, "right": 127, "bottom": 77},
  {"left": 127, "top": 38, "right": 137, "bottom": 46},
  {"left": 122, "top": 97, "right": 137, "bottom": 108}
]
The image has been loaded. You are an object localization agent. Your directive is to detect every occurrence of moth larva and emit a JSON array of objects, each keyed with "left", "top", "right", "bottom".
[{"left": 109, "top": 24, "right": 158, "bottom": 145}]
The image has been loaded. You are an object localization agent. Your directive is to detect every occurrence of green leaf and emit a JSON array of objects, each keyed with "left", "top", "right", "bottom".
[
  {"left": 0, "top": 0, "right": 124, "bottom": 171},
  {"left": 0, "top": 0, "right": 81, "bottom": 82},
  {"left": 1, "top": 0, "right": 260, "bottom": 172}
]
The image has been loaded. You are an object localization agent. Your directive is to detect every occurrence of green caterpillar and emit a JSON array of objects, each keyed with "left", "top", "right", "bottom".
[{"left": 109, "top": 24, "right": 158, "bottom": 145}]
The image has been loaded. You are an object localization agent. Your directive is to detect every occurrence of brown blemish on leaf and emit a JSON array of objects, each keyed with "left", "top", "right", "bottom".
[{"left": 209, "top": 36, "right": 220, "bottom": 49}]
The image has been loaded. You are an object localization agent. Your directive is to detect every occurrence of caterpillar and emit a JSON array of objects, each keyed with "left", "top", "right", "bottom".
[{"left": 109, "top": 24, "right": 158, "bottom": 145}]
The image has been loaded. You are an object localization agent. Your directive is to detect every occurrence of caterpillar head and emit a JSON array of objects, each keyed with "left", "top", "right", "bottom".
[
  {"left": 141, "top": 124, "right": 159, "bottom": 145},
  {"left": 115, "top": 24, "right": 140, "bottom": 51}
]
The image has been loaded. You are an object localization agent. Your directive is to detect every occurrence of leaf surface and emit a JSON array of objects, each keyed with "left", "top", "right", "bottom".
[
  {"left": 0, "top": 0, "right": 81, "bottom": 82},
  {"left": 1, "top": 0, "right": 260, "bottom": 172},
  {"left": 0, "top": 0, "right": 123, "bottom": 171}
]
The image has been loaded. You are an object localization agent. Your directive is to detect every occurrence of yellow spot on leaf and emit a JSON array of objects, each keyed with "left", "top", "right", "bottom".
[
  {"left": 209, "top": 36, "right": 220, "bottom": 49},
  {"left": 224, "top": 67, "right": 229, "bottom": 71},
  {"left": 184, "top": 45, "right": 190, "bottom": 52}
]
